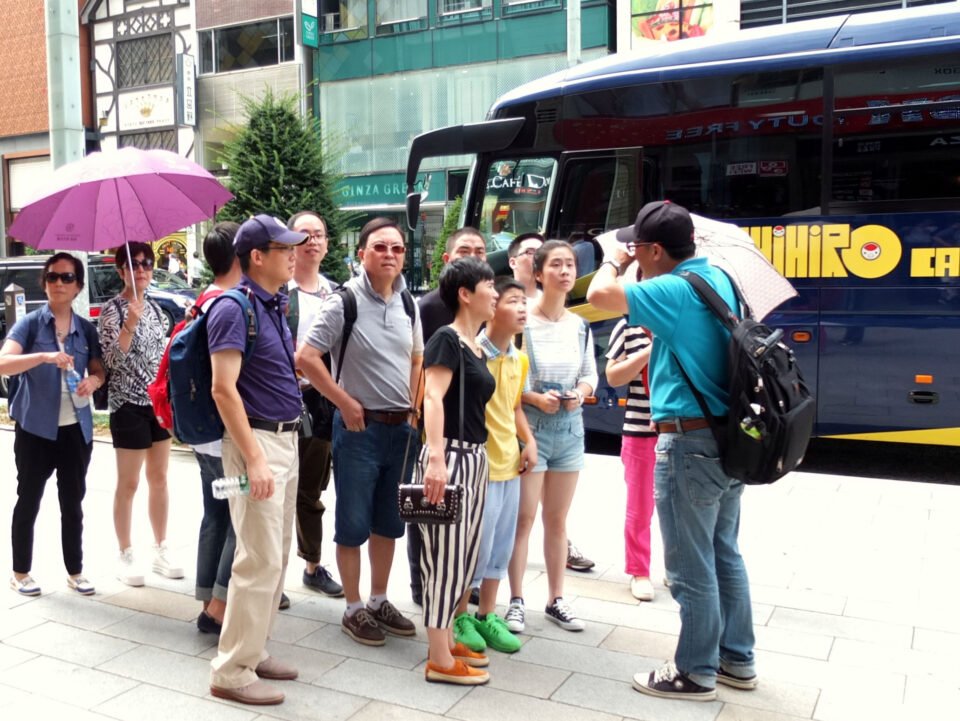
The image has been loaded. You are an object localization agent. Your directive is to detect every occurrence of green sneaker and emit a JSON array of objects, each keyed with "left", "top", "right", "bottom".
[
  {"left": 454, "top": 613, "right": 486, "bottom": 652},
  {"left": 476, "top": 613, "right": 522, "bottom": 653}
]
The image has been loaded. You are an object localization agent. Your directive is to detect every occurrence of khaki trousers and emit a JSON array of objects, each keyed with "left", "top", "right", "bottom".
[{"left": 210, "top": 428, "right": 299, "bottom": 689}]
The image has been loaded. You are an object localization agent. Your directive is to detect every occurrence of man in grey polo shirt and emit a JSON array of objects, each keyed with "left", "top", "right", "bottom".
[{"left": 296, "top": 217, "right": 422, "bottom": 647}]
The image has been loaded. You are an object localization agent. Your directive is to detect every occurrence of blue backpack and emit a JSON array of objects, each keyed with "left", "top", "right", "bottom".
[{"left": 168, "top": 288, "right": 258, "bottom": 445}]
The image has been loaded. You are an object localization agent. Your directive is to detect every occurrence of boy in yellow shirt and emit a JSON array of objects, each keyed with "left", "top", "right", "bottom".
[{"left": 453, "top": 278, "right": 537, "bottom": 653}]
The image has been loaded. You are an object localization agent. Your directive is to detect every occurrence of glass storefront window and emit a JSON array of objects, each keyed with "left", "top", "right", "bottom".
[
  {"left": 199, "top": 17, "right": 295, "bottom": 75},
  {"left": 319, "top": 0, "right": 368, "bottom": 33},
  {"left": 377, "top": 0, "right": 427, "bottom": 24}
]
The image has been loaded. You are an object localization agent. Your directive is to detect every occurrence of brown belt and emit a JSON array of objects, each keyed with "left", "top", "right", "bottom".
[
  {"left": 364, "top": 409, "right": 410, "bottom": 426},
  {"left": 657, "top": 417, "right": 713, "bottom": 434}
]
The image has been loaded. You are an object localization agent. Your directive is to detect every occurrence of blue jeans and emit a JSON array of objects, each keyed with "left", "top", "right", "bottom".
[
  {"left": 654, "top": 427, "right": 755, "bottom": 688},
  {"left": 332, "top": 411, "right": 419, "bottom": 547},
  {"left": 195, "top": 451, "right": 236, "bottom": 602}
]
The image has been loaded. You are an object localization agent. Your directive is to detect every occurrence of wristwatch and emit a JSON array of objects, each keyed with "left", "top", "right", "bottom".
[{"left": 602, "top": 259, "right": 623, "bottom": 275}]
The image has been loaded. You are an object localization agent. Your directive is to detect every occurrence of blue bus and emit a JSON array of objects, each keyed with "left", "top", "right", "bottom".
[{"left": 405, "top": 4, "right": 960, "bottom": 445}]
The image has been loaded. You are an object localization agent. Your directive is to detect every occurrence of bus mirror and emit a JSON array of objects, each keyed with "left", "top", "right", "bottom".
[{"left": 406, "top": 193, "right": 422, "bottom": 232}]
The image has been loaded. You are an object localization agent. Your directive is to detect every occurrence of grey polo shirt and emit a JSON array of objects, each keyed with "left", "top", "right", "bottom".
[{"left": 304, "top": 268, "right": 423, "bottom": 411}]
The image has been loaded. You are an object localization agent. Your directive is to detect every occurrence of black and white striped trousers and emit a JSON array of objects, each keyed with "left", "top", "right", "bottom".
[{"left": 417, "top": 438, "right": 489, "bottom": 629}]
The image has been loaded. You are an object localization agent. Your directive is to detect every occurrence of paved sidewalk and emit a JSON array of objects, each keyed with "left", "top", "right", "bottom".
[{"left": 1, "top": 427, "right": 958, "bottom": 721}]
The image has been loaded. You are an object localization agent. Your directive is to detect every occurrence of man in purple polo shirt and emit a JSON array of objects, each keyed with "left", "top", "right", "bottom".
[{"left": 207, "top": 214, "right": 305, "bottom": 707}]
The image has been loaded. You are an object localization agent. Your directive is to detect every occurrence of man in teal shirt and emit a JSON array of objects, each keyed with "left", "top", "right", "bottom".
[{"left": 587, "top": 201, "right": 757, "bottom": 702}]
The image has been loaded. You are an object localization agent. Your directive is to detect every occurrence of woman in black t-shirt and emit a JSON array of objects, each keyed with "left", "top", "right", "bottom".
[{"left": 419, "top": 257, "right": 497, "bottom": 686}]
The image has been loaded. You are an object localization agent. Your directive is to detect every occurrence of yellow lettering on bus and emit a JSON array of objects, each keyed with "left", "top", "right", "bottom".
[
  {"left": 910, "top": 248, "right": 936, "bottom": 277},
  {"left": 820, "top": 225, "right": 849, "bottom": 277},
  {"left": 934, "top": 247, "right": 960, "bottom": 277},
  {"left": 784, "top": 225, "right": 808, "bottom": 278},
  {"left": 842, "top": 225, "right": 902, "bottom": 279}
]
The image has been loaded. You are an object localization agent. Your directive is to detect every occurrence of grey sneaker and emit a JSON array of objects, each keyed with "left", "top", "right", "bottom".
[
  {"left": 566, "top": 541, "right": 595, "bottom": 571},
  {"left": 717, "top": 667, "right": 759, "bottom": 690},
  {"left": 303, "top": 566, "right": 344, "bottom": 597}
]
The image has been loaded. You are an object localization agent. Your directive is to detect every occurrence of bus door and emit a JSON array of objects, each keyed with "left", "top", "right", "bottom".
[{"left": 549, "top": 148, "right": 649, "bottom": 435}]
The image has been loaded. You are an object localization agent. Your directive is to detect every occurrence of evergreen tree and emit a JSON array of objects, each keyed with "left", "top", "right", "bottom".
[
  {"left": 429, "top": 196, "right": 463, "bottom": 290},
  {"left": 217, "top": 89, "right": 354, "bottom": 283}
]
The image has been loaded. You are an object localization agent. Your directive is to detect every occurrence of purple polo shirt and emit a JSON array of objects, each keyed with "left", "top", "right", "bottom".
[{"left": 206, "top": 276, "right": 302, "bottom": 422}]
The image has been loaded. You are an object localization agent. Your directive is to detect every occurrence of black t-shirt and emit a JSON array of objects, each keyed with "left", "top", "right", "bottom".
[
  {"left": 424, "top": 326, "right": 495, "bottom": 444},
  {"left": 418, "top": 289, "right": 454, "bottom": 344}
]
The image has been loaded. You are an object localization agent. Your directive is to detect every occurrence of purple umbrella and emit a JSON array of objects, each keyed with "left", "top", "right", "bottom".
[{"left": 8, "top": 147, "right": 233, "bottom": 301}]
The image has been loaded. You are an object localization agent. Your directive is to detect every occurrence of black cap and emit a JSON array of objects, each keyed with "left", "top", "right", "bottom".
[
  {"left": 615, "top": 200, "right": 694, "bottom": 254},
  {"left": 234, "top": 214, "right": 307, "bottom": 256}
]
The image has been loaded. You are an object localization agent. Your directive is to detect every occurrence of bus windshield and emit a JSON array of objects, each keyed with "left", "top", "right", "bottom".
[{"left": 476, "top": 157, "right": 557, "bottom": 251}]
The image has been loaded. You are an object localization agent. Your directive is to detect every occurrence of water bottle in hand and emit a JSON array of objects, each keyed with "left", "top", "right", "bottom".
[
  {"left": 65, "top": 368, "right": 90, "bottom": 408},
  {"left": 212, "top": 475, "right": 250, "bottom": 499}
]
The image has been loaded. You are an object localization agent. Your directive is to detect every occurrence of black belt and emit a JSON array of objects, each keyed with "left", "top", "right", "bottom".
[
  {"left": 657, "top": 417, "right": 716, "bottom": 434},
  {"left": 364, "top": 409, "right": 410, "bottom": 426},
  {"left": 248, "top": 417, "right": 301, "bottom": 433}
]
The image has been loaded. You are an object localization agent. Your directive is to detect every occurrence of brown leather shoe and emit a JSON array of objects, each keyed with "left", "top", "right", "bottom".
[
  {"left": 342, "top": 608, "right": 386, "bottom": 646},
  {"left": 210, "top": 680, "right": 284, "bottom": 705},
  {"left": 255, "top": 656, "right": 298, "bottom": 681},
  {"left": 370, "top": 600, "right": 416, "bottom": 636}
]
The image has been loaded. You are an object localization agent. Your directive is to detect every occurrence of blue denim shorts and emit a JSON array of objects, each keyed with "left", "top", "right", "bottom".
[
  {"left": 524, "top": 405, "right": 585, "bottom": 473},
  {"left": 332, "top": 410, "right": 419, "bottom": 547},
  {"left": 472, "top": 476, "right": 521, "bottom": 585}
]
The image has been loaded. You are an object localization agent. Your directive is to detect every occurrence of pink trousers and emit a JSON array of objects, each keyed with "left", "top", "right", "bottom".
[{"left": 621, "top": 434, "right": 657, "bottom": 577}]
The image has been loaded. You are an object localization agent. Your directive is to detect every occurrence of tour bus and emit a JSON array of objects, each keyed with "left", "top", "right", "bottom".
[{"left": 404, "top": 4, "right": 960, "bottom": 445}]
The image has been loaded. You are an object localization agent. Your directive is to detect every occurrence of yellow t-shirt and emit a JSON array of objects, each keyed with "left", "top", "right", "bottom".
[{"left": 483, "top": 348, "right": 529, "bottom": 482}]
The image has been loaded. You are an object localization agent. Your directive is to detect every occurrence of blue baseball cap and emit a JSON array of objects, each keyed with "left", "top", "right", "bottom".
[{"left": 234, "top": 214, "right": 307, "bottom": 255}]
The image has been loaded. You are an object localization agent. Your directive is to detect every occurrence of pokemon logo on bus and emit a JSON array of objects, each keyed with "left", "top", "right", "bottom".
[{"left": 746, "top": 224, "right": 960, "bottom": 279}]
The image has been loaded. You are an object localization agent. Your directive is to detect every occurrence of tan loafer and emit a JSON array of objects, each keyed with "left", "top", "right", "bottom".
[
  {"left": 210, "top": 680, "right": 284, "bottom": 705},
  {"left": 255, "top": 656, "right": 298, "bottom": 681}
]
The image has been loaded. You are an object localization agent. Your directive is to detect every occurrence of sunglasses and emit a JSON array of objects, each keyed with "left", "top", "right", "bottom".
[
  {"left": 126, "top": 259, "right": 154, "bottom": 270},
  {"left": 370, "top": 242, "right": 406, "bottom": 255},
  {"left": 45, "top": 271, "right": 77, "bottom": 284}
]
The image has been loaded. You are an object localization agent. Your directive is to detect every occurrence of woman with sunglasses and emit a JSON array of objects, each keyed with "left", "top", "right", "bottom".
[
  {"left": 99, "top": 242, "right": 183, "bottom": 587},
  {"left": 0, "top": 253, "right": 105, "bottom": 596}
]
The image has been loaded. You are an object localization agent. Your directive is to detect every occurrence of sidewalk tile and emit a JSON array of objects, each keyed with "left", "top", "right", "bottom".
[
  {"left": 264, "top": 639, "right": 346, "bottom": 683},
  {"left": 912, "top": 626, "right": 960, "bottom": 654},
  {"left": 814, "top": 695, "right": 910, "bottom": 721},
  {"left": 298, "top": 624, "right": 428, "bottom": 670},
  {"left": 101, "top": 609, "right": 218, "bottom": 655},
  {"left": 571, "top": 595, "right": 681, "bottom": 634},
  {"left": 903, "top": 674, "right": 960, "bottom": 711},
  {"left": 552, "top": 673, "right": 720, "bottom": 721},
  {"left": 757, "top": 647, "right": 905, "bottom": 695},
  {"left": 0, "top": 642, "right": 37, "bottom": 671},
  {"left": 15, "top": 592, "right": 137, "bottom": 631},
  {"left": 716, "top": 705, "right": 820, "bottom": 721},
  {"left": 0, "top": 607, "right": 46, "bottom": 640},
  {"left": 748, "top": 584, "right": 846, "bottom": 615},
  {"left": 96, "top": 645, "right": 214, "bottom": 697},
  {"left": 768, "top": 606, "right": 913, "bottom": 647},
  {"left": 5, "top": 621, "right": 136, "bottom": 667},
  {"left": 447, "top": 686, "right": 620, "bottom": 721},
  {"left": 344, "top": 700, "right": 445, "bottom": 721},
  {"left": 829, "top": 637, "right": 954, "bottom": 680},
  {"left": 269, "top": 613, "right": 327, "bottom": 645},
  {"left": 513, "top": 636, "right": 657, "bottom": 680},
  {"left": 716, "top": 677, "right": 819, "bottom": 717},
  {"left": 844, "top": 597, "right": 960, "bottom": 633},
  {"left": 560, "top": 573, "right": 648, "bottom": 605},
  {"left": 100, "top": 587, "right": 200, "bottom": 621},
  {"left": 0, "top": 683, "right": 32, "bottom": 709},
  {"left": 483, "top": 657, "right": 571, "bottom": 699},
  {"left": 314, "top": 658, "right": 469, "bottom": 714},
  {"left": 2, "top": 655, "right": 138, "bottom": 708},
  {"left": 1, "top": 694, "right": 120, "bottom": 721},
  {"left": 599, "top": 625, "right": 678, "bottom": 661},
  {"left": 753, "top": 625, "right": 834, "bottom": 660},
  {"left": 514, "top": 608, "right": 613, "bottom": 647},
  {"left": 94, "top": 683, "right": 256, "bottom": 721},
  {"left": 231, "top": 678, "right": 366, "bottom": 721}
]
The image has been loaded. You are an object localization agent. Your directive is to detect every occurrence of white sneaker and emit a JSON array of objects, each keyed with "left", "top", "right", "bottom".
[
  {"left": 505, "top": 597, "right": 525, "bottom": 633},
  {"left": 545, "top": 597, "right": 585, "bottom": 631},
  {"left": 152, "top": 543, "right": 184, "bottom": 579},
  {"left": 630, "top": 576, "right": 655, "bottom": 602},
  {"left": 10, "top": 574, "right": 41, "bottom": 596},
  {"left": 67, "top": 575, "right": 96, "bottom": 596},
  {"left": 117, "top": 548, "right": 145, "bottom": 587}
]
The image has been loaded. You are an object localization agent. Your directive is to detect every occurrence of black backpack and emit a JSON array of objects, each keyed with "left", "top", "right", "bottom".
[{"left": 675, "top": 271, "right": 816, "bottom": 485}]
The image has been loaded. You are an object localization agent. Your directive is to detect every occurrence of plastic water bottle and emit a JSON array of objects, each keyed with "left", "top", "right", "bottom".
[
  {"left": 212, "top": 475, "right": 250, "bottom": 499},
  {"left": 65, "top": 368, "right": 90, "bottom": 408}
]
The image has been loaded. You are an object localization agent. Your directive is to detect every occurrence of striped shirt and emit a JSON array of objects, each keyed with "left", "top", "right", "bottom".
[
  {"left": 606, "top": 318, "right": 655, "bottom": 437},
  {"left": 522, "top": 312, "right": 598, "bottom": 396}
]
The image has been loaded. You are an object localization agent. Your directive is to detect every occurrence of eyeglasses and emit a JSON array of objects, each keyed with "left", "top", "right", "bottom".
[
  {"left": 625, "top": 242, "right": 656, "bottom": 252},
  {"left": 304, "top": 231, "right": 327, "bottom": 241},
  {"left": 45, "top": 271, "right": 77, "bottom": 284},
  {"left": 518, "top": 249, "right": 538, "bottom": 257},
  {"left": 127, "top": 259, "right": 154, "bottom": 270},
  {"left": 261, "top": 244, "right": 297, "bottom": 254},
  {"left": 370, "top": 242, "right": 406, "bottom": 255}
]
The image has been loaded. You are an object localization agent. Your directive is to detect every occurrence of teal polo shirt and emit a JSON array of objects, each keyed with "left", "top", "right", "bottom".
[{"left": 625, "top": 258, "right": 737, "bottom": 421}]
